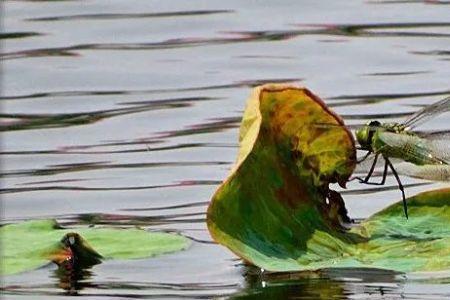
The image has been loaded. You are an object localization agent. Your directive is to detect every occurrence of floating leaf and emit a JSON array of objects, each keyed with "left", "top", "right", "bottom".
[
  {"left": 1, "top": 219, "right": 191, "bottom": 275},
  {"left": 350, "top": 188, "right": 450, "bottom": 273},
  {"left": 207, "top": 84, "right": 450, "bottom": 273},
  {"left": 47, "top": 232, "right": 103, "bottom": 269},
  {"left": 207, "top": 84, "right": 357, "bottom": 272}
]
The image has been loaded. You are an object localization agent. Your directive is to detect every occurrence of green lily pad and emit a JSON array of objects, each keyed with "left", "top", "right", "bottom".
[
  {"left": 1, "top": 219, "right": 191, "bottom": 275},
  {"left": 207, "top": 84, "right": 450, "bottom": 273},
  {"left": 351, "top": 188, "right": 450, "bottom": 272}
]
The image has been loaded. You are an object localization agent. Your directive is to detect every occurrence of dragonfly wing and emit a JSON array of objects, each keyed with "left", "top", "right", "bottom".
[
  {"left": 416, "top": 130, "right": 450, "bottom": 140},
  {"left": 377, "top": 131, "right": 450, "bottom": 165},
  {"left": 396, "top": 162, "right": 450, "bottom": 182},
  {"left": 403, "top": 96, "right": 450, "bottom": 129},
  {"left": 412, "top": 131, "right": 450, "bottom": 164}
]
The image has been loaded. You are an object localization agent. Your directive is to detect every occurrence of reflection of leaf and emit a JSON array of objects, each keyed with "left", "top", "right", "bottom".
[
  {"left": 207, "top": 84, "right": 450, "bottom": 273},
  {"left": 1, "top": 219, "right": 191, "bottom": 275}
]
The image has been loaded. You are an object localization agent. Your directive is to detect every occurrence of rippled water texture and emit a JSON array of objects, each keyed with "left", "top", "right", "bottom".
[{"left": 2, "top": 0, "right": 450, "bottom": 299}]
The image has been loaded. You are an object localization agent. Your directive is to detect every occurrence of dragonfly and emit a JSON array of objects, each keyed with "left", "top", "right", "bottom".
[{"left": 354, "top": 95, "right": 450, "bottom": 219}]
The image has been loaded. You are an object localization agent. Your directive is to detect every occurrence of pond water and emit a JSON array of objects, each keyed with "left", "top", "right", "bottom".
[{"left": 2, "top": 0, "right": 450, "bottom": 299}]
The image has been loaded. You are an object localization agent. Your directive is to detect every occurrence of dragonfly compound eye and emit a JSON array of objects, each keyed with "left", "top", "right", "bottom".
[
  {"left": 355, "top": 125, "right": 372, "bottom": 150},
  {"left": 368, "top": 120, "right": 381, "bottom": 127}
]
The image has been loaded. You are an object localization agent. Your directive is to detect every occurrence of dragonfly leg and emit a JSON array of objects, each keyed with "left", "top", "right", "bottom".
[
  {"left": 362, "top": 153, "right": 379, "bottom": 183},
  {"left": 349, "top": 154, "right": 380, "bottom": 183},
  {"left": 386, "top": 157, "right": 408, "bottom": 220},
  {"left": 379, "top": 159, "right": 388, "bottom": 185},
  {"left": 357, "top": 151, "right": 372, "bottom": 163},
  {"left": 351, "top": 153, "right": 390, "bottom": 185},
  {"left": 358, "top": 158, "right": 389, "bottom": 186}
]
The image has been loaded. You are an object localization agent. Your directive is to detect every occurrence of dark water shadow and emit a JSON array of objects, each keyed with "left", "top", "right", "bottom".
[
  {"left": 411, "top": 50, "right": 450, "bottom": 61},
  {"left": 328, "top": 89, "right": 450, "bottom": 104},
  {"left": 121, "top": 200, "right": 209, "bottom": 212},
  {"left": 361, "top": 70, "right": 431, "bottom": 77},
  {"left": 0, "top": 32, "right": 42, "bottom": 39},
  {"left": 2, "top": 279, "right": 240, "bottom": 298},
  {"left": 64, "top": 211, "right": 206, "bottom": 227},
  {"left": 3, "top": 265, "right": 447, "bottom": 298},
  {"left": 341, "top": 182, "right": 431, "bottom": 195},
  {"left": 155, "top": 116, "right": 241, "bottom": 140},
  {"left": 231, "top": 266, "right": 405, "bottom": 299},
  {"left": 26, "top": 9, "right": 234, "bottom": 22},
  {"left": 2, "top": 160, "right": 229, "bottom": 177},
  {"left": 1, "top": 267, "right": 96, "bottom": 297}
]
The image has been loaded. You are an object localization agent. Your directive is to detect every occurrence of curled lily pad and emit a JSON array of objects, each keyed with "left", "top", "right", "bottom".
[
  {"left": 207, "top": 84, "right": 450, "bottom": 273},
  {"left": 0, "top": 219, "right": 191, "bottom": 275},
  {"left": 48, "top": 232, "right": 103, "bottom": 269},
  {"left": 207, "top": 84, "right": 357, "bottom": 272}
]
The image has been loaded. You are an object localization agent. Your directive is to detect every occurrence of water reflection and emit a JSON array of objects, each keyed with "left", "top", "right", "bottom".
[
  {"left": 233, "top": 267, "right": 404, "bottom": 300},
  {"left": 52, "top": 265, "right": 95, "bottom": 296},
  {"left": 4, "top": 270, "right": 240, "bottom": 298}
]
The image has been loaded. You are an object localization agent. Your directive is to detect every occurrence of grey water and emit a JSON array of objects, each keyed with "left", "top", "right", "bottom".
[{"left": 2, "top": 0, "right": 450, "bottom": 299}]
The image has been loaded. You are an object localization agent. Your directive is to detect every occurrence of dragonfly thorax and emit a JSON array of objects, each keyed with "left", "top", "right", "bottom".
[
  {"left": 380, "top": 122, "right": 408, "bottom": 133},
  {"left": 355, "top": 120, "right": 381, "bottom": 151}
]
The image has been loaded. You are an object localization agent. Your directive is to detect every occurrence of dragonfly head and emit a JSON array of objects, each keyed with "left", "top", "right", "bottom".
[{"left": 355, "top": 120, "right": 380, "bottom": 151}]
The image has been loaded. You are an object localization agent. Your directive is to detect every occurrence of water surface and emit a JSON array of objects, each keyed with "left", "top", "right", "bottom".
[{"left": 2, "top": 0, "right": 450, "bottom": 299}]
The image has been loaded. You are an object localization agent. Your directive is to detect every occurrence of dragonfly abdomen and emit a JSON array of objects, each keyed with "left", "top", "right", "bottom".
[{"left": 371, "top": 130, "right": 442, "bottom": 165}]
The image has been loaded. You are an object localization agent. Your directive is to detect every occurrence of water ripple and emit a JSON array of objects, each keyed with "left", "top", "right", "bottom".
[
  {"left": 0, "top": 32, "right": 42, "bottom": 39},
  {"left": 2, "top": 161, "right": 230, "bottom": 178},
  {"left": 0, "top": 78, "right": 301, "bottom": 101},
  {"left": 156, "top": 117, "right": 241, "bottom": 140},
  {"left": 3, "top": 22, "right": 450, "bottom": 60},
  {"left": 0, "top": 180, "right": 221, "bottom": 194},
  {"left": 26, "top": 9, "right": 234, "bottom": 22},
  {"left": 52, "top": 212, "right": 207, "bottom": 227},
  {"left": 0, "top": 96, "right": 217, "bottom": 132},
  {"left": 368, "top": 0, "right": 450, "bottom": 4}
]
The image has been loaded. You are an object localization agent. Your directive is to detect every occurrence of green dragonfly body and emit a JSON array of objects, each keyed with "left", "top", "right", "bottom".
[
  {"left": 357, "top": 122, "right": 447, "bottom": 166},
  {"left": 354, "top": 96, "right": 450, "bottom": 218}
]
